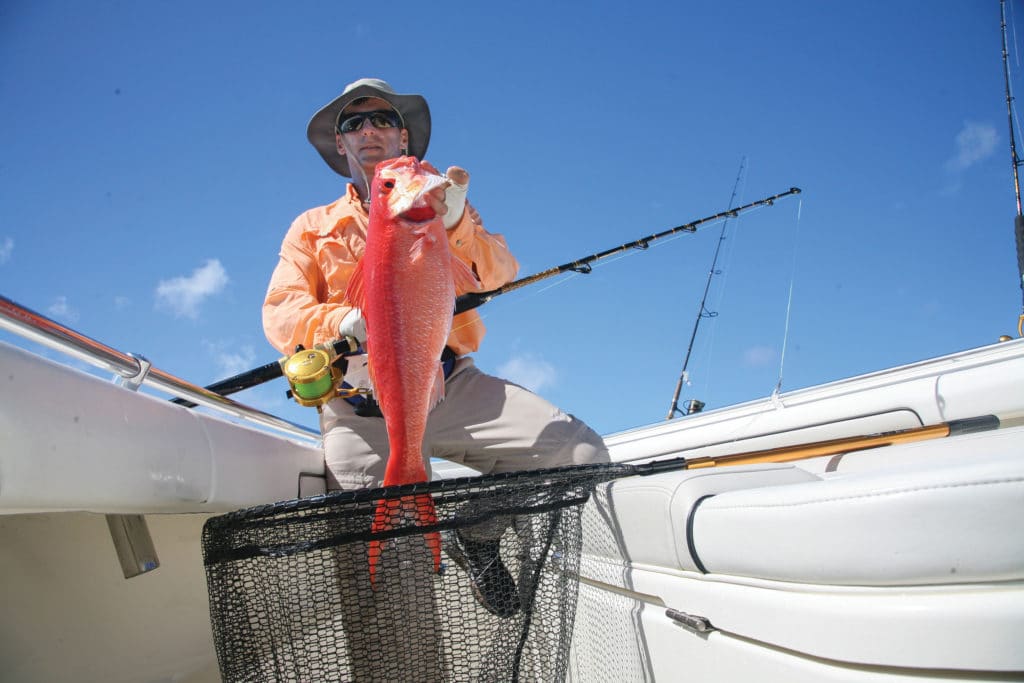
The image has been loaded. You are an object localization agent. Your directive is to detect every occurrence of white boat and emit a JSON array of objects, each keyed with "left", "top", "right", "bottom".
[
  {"left": 5, "top": 4, "right": 1024, "bottom": 677},
  {"left": 1, "top": 291, "right": 1022, "bottom": 682}
]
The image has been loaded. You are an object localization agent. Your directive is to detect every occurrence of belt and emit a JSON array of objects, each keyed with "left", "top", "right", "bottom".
[
  {"left": 440, "top": 345, "right": 458, "bottom": 378},
  {"left": 343, "top": 346, "right": 458, "bottom": 416}
]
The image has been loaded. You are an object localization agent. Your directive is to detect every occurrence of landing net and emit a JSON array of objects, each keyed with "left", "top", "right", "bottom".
[{"left": 202, "top": 462, "right": 633, "bottom": 682}]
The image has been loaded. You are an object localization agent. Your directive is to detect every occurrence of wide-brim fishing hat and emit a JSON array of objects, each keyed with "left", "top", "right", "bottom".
[{"left": 307, "top": 78, "right": 431, "bottom": 178}]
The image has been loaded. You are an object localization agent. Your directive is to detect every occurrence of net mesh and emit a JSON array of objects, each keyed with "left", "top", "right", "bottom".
[
  {"left": 202, "top": 462, "right": 635, "bottom": 683},
  {"left": 569, "top": 479, "right": 658, "bottom": 681}
]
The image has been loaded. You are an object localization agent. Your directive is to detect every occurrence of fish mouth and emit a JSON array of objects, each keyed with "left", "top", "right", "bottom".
[
  {"left": 386, "top": 172, "right": 448, "bottom": 222},
  {"left": 399, "top": 206, "right": 438, "bottom": 223}
]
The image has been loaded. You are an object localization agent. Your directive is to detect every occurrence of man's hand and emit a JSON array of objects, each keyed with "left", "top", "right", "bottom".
[
  {"left": 442, "top": 166, "right": 469, "bottom": 229},
  {"left": 419, "top": 161, "right": 448, "bottom": 218},
  {"left": 421, "top": 161, "right": 470, "bottom": 228},
  {"left": 339, "top": 308, "right": 366, "bottom": 344},
  {"left": 445, "top": 166, "right": 469, "bottom": 186}
]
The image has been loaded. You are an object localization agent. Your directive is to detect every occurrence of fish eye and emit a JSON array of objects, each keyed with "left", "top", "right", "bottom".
[{"left": 381, "top": 180, "right": 395, "bottom": 193}]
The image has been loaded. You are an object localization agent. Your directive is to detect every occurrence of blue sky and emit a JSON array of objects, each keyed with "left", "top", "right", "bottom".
[{"left": 2, "top": 1, "right": 1022, "bottom": 437}]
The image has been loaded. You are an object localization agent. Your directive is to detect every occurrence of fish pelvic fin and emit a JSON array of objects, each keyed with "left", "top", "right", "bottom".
[
  {"left": 429, "top": 363, "right": 446, "bottom": 410},
  {"left": 368, "top": 493, "right": 442, "bottom": 588}
]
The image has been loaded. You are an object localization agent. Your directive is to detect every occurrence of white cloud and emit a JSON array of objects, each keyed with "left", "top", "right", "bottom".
[
  {"left": 203, "top": 340, "right": 257, "bottom": 378},
  {"left": 742, "top": 345, "right": 776, "bottom": 367},
  {"left": 234, "top": 383, "right": 291, "bottom": 414},
  {"left": 114, "top": 295, "right": 131, "bottom": 311},
  {"left": 945, "top": 121, "right": 998, "bottom": 172},
  {"left": 47, "top": 295, "right": 79, "bottom": 323},
  {"left": 0, "top": 237, "right": 13, "bottom": 264},
  {"left": 497, "top": 353, "right": 556, "bottom": 393},
  {"left": 155, "top": 259, "right": 228, "bottom": 319}
]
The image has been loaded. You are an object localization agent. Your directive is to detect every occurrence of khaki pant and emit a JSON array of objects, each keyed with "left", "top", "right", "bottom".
[
  {"left": 318, "top": 357, "right": 608, "bottom": 679},
  {"left": 320, "top": 357, "right": 609, "bottom": 491}
]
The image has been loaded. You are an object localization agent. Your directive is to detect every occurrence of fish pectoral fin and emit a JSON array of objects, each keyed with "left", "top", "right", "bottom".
[
  {"left": 365, "top": 349, "right": 378, "bottom": 392},
  {"left": 344, "top": 259, "right": 367, "bottom": 310},
  {"left": 450, "top": 254, "right": 482, "bottom": 293},
  {"left": 408, "top": 228, "right": 438, "bottom": 263}
]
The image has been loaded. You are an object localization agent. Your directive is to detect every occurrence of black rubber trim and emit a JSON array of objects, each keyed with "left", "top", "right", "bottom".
[{"left": 686, "top": 494, "right": 716, "bottom": 574}]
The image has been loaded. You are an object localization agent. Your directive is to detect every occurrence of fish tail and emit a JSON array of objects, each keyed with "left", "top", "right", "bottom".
[
  {"left": 368, "top": 498, "right": 399, "bottom": 588},
  {"left": 367, "top": 494, "right": 441, "bottom": 587},
  {"left": 414, "top": 493, "right": 442, "bottom": 573}
]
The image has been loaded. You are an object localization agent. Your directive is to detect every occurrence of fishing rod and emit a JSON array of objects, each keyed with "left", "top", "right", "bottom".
[
  {"left": 453, "top": 186, "right": 802, "bottom": 315},
  {"left": 666, "top": 158, "right": 746, "bottom": 420},
  {"left": 179, "top": 185, "right": 802, "bottom": 407},
  {"left": 1000, "top": 0, "right": 1024, "bottom": 334}
]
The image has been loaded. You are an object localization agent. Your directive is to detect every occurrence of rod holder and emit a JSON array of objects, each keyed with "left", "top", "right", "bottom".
[{"left": 106, "top": 514, "right": 160, "bottom": 579}]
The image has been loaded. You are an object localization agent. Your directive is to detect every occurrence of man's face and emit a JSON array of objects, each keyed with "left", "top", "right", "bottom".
[{"left": 335, "top": 97, "right": 408, "bottom": 178}]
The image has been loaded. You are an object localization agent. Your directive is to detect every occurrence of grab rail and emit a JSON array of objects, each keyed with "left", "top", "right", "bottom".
[{"left": 0, "top": 294, "right": 319, "bottom": 442}]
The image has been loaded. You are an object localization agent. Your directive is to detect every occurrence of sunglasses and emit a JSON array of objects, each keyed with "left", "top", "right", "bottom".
[{"left": 336, "top": 110, "right": 403, "bottom": 134}]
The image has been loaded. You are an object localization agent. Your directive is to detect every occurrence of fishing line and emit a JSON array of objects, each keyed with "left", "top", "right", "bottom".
[
  {"left": 449, "top": 215, "right": 740, "bottom": 336},
  {"left": 455, "top": 187, "right": 800, "bottom": 316},
  {"left": 458, "top": 223, "right": 684, "bottom": 331},
  {"left": 472, "top": 203, "right": 780, "bottom": 310},
  {"left": 771, "top": 198, "right": 804, "bottom": 406},
  {"left": 446, "top": 273, "right": 580, "bottom": 337},
  {"left": 665, "top": 158, "right": 749, "bottom": 418},
  {"left": 1011, "top": 2, "right": 1024, "bottom": 171},
  {"left": 449, "top": 198, "right": 788, "bottom": 338},
  {"left": 1012, "top": 0, "right": 1021, "bottom": 68},
  {"left": 693, "top": 162, "right": 750, "bottom": 410}
]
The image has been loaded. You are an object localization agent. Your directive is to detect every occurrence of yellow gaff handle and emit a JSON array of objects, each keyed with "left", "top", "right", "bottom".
[{"left": 682, "top": 415, "right": 998, "bottom": 470}]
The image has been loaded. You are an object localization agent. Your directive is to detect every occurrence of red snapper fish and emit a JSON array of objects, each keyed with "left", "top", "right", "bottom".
[{"left": 345, "top": 156, "right": 480, "bottom": 584}]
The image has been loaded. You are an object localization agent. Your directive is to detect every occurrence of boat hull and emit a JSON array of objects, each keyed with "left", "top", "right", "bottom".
[
  {"left": 1, "top": 339, "right": 1022, "bottom": 681},
  {"left": 0, "top": 512, "right": 220, "bottom": 683}
]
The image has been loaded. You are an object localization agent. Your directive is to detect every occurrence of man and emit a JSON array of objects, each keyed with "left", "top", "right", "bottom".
[{"left": 263, "top": 78, "right": 608, "bottom": 617}]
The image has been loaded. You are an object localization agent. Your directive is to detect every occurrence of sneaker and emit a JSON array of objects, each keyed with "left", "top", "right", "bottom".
[{"left": 444, "top": 531, "right": 521, "bottom": 618}]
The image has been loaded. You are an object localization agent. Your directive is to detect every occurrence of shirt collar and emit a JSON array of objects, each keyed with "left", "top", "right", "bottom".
[{"left": 344, "top": 183, "right": 367, "bottom": 211}]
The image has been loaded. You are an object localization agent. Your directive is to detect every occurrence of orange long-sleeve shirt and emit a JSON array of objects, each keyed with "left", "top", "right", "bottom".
[{"left": 263, "top": 183, "right": 519, "bottom": 356}]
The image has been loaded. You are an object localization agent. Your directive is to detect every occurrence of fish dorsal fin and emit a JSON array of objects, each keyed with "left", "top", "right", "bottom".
[
  {"left": 345, "top": 259, "right": 366, "bottom": 310},
  {"left": 450, "top": 254, "right": 482, "bottom": 293}
]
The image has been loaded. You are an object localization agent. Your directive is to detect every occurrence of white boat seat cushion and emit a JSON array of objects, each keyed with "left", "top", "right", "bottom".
[
  {"left": 585, "top": 464, "right": 820, "bottom": 572},
  {"left": 691, "top": 427, "right": 1024, "bottom": 585}
]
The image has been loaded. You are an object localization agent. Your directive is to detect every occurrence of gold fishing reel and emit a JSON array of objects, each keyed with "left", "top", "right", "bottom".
[{"left": 281, "top": 338, "right": 360, "bottom": 408}]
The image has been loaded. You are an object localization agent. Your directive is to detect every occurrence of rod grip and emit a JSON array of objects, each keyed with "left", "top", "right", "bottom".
[
  {"left": 453, "top": 289, "right": 496, "bottom": 315},
  {"left": 629, "top": 457, "right": 690, "bottom": 476},
  {"left": 170, "top": 360, "right": 283, "bottom": 408},
  {"left": 946, "top": 414, "right": 1000, "bottom": 436}
]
